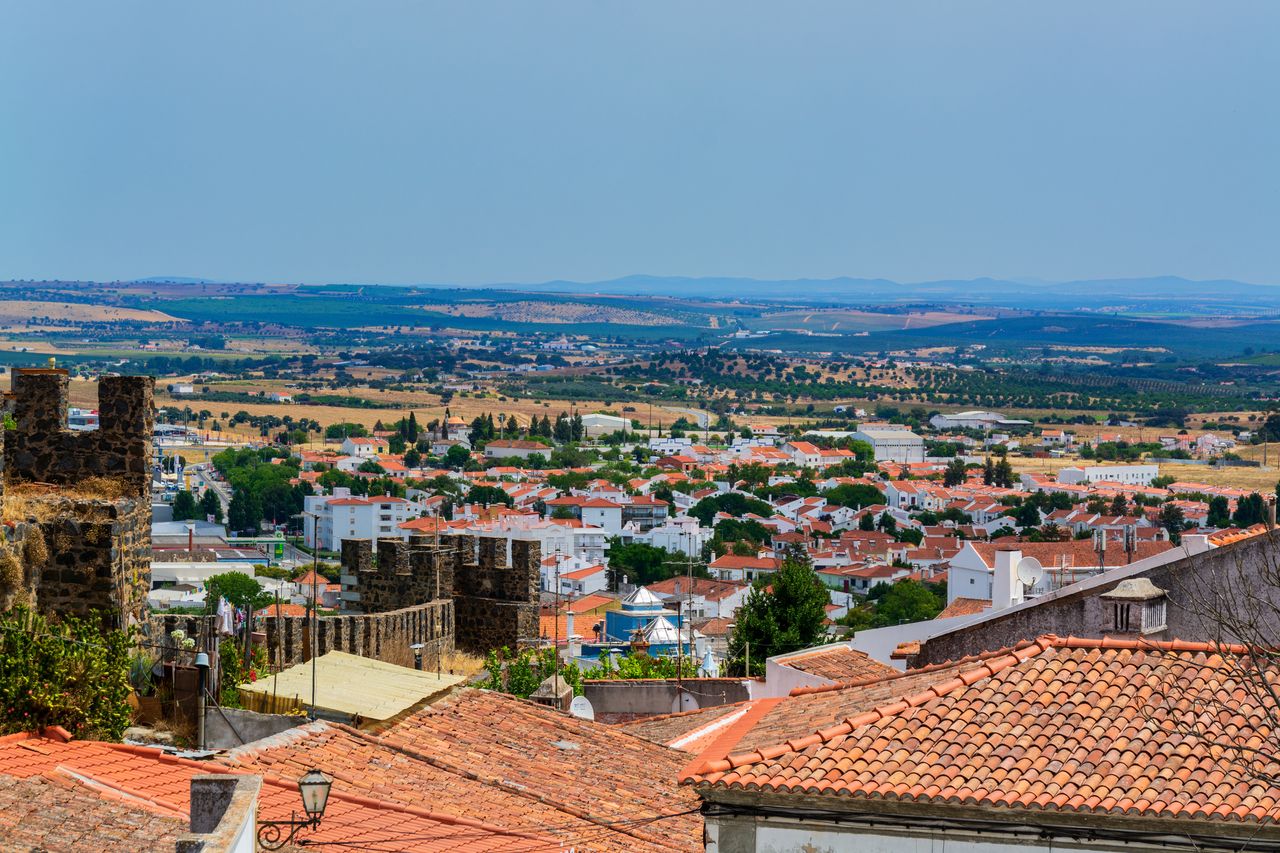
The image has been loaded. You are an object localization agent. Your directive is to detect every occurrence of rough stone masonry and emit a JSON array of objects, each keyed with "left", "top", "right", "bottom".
[{"left": 0, "top": 369, "right": 154, "bottom": 627}]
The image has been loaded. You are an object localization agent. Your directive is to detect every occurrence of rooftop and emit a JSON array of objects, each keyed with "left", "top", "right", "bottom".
[{"left": 683, "top": 635, "right": 1280, "bottom": 830}]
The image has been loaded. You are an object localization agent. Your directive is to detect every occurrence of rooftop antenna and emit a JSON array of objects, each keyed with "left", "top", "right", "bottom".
[{"left": 1016, "top": 556, "right": 1044, "bottom": 596}]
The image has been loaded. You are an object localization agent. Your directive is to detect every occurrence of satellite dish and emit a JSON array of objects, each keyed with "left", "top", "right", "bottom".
[
  {"left": 568, "top": 695, "right": 595, "bottom": 721},
  {"left": 672, "top": 693, "right": 700, "bottom": 714},
  {"left": 1016, "top": 557, "right": 1044, "bottom": 588}
]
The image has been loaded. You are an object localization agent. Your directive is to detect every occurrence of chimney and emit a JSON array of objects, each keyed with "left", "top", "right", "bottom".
[
  {"left": 565, "top": 609, "right": 576, "bottom": 657},
  {"left": 992, "top": 548, "right": 1021, "bottom": 610}
]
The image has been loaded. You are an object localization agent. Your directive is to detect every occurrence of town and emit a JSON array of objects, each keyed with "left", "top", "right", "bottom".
[
  {"left": 5, "top": 2, "right": 1280, "bottom": 850},
  {"left": 3, "top": 354, "right": 1280, "bottom": 851}
]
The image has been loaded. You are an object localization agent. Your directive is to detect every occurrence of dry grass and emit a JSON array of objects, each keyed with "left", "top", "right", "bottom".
[
  {"left": 0, "top": 300, "right": 179, "bottom": 324},
  {"left": 439, "top": 649, "right": 486, "bottom": 678},
  {"left": 2, "top": 477, "right": 137, "bottom": 522}
]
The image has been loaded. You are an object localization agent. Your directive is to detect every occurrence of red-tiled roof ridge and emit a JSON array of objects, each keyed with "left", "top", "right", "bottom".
[
  {"left": 346, "top": 718, "right": 685, "bottom": 851},
  {"left": 682, "top": 639, "right": 1062, "bottom": 783},
  {"left": 684, "top": 633, "right": 1264, "bottom": 784},
  {"left": 785, "top": 638, "right": 1042, "bottom": 698},
  {"left": 676, "top": 698, "right": 784, "bottom": 785}
]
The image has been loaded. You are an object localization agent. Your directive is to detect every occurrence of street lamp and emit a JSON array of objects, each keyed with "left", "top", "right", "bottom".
[{"left": 257, "top": 768, "right": 333, "bottom": 849}]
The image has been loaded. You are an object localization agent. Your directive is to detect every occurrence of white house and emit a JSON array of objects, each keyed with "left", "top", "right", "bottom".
[
  {"left": 340, "top": 437, "right": 387, "bottom": 458},
  {"left": 302, "top": 488, "right": 416, "bottom": 551}
]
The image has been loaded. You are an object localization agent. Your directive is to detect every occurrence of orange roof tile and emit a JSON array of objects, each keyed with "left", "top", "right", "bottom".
[
  {"left": 936, "top": 596, "right": 991, "bottom": 619},
  {"left": 0, "top": 731, "right": 548, "bottom": 851},
  {"left": 225, "top": 721, "right": 650, "bottom": 852},
  {"left": 381, "top": 689, "right": 702, "bottom": 850},
  {"left": 0, "top": 773, "right": 182, "bottom": 850},
  {"left": 777, "top": 645, "right": 898, "bottom": 682},
  {"left": 683, "top": 635, "right": 1280, "bottom": 827}
]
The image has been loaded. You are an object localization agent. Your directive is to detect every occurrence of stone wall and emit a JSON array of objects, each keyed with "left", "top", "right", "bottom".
[
  {"left": 4, "top": 370, "right": 154, "bottom": 496},
  {"left": 339, "top": 536, "right": 453, "bottom": 612},
  {"left": 0, "top": 369, "right": 155, "bottom": 627},
  {"left": 340, "top": 533, "right": 540, "bottom": 654},
  {"left": 5, "top": 497, "right": 152, "bottom": 627},
  {"left": 450, "top": 535, "right": 540, "bottom": 652},
  {"left": 263, "top": 599, "right": 454, "bottom": 670}
]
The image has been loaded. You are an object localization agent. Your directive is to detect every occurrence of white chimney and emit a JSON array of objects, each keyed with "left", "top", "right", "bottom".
[
  {"left": 992, "top": 548, "right": 1021, "bottom": 610},
  {"left": 565, "top": 609, "right": 578, "bottom": 658}
]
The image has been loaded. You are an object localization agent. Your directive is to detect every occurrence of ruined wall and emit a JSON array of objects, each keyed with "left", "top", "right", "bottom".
[
  {"left": 4, "top": 370, "right": 153, "bottom": 495},
  {"left": 263, "top": 600, "right": 454, "bottom": 670},
  {"left": 0, "top": 369, "right": 155, "bottom": 627},
  {"left": 340, "top": 533, "right": 540, "bottom": 654},
  {"left": 13, "top": 498, "right": 153, "bottom": 627}
]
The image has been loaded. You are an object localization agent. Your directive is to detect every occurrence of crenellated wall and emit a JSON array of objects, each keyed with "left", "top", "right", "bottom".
[
  {"left": 263, "top": 600, "right": 454, "bottom": 670},
  {"left": 0, "top": 369, "right": 155, "bottom": 627},
  {"left": 340, "top": 533, "right": 540, "bottom": 654},
  {"left": 4, "top": 370, "right": 153, "bottom": 496}
]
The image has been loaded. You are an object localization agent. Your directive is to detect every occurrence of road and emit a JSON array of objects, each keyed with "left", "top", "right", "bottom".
[{"left": 659, "top": 405, "right": 711, "bottom": 429}]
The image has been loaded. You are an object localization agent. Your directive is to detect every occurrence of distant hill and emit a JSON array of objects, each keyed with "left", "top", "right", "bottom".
[
  {"left": 131, "top": 276, "right": 214, "bottom": 284},
  {"left": 442, "top": 274, "right": 1280, "bottom": 310}
]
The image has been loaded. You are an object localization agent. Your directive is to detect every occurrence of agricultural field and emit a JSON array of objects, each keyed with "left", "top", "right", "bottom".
[{"left": 743, "top": 308, "right": 994, "bottom": 334}]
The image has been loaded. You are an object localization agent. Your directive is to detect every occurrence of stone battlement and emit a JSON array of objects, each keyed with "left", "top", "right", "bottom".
[
  {"left": 4, "top": 369, "right": 153, "bottom": 496},
  {"left": 341, "top": 533, "right": 540, "bottom": 653},
  {"left": 0, "top": 370, "right": 154, "bottom": 627}
]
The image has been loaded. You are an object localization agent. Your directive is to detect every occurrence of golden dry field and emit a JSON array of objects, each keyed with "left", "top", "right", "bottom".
[{"left": 0, "top": 300, "right": 180, "bottom": 324}]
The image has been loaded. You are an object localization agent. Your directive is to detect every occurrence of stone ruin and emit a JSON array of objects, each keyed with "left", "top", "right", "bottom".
[
  {"left": 340, "top": 533, "right": 541, "bottom": 652},
  {"left": 0, "top": 368, "right": 154, "bottom": 628},
  {"left": 262, "top": 533, "right": 540, "bottom": 670}
]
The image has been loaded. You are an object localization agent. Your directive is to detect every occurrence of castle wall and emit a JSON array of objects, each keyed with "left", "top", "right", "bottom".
[
  {"left": 340, "top": 533, "right": 540, "bottom": 654},
  {"left": 263, "top": 600, "right": 454, "bottom": 670},
  {"left": 4, "top": 370, "right": 153, "bottom": 495},
  {"left": 18, "top": 498, "right": 152, "bottom": 627}
]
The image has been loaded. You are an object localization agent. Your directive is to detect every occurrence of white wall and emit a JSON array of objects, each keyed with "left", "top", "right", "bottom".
[{"left": 708, "top": 816, "right": 1179, "bottom": 853}]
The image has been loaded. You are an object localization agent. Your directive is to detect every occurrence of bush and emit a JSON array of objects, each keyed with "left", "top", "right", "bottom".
[{"left": 0, "top": 608, "right": 132, "bottom": 740}]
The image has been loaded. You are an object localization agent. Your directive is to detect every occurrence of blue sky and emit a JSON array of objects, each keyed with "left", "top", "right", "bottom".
[{"left": 1, "top": 2, "right": 1276, "bottom": 285}]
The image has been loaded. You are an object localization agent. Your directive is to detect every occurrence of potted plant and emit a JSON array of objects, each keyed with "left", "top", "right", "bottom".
[{"left": 127, "top": 650, "right": 164, "bottom": 724}]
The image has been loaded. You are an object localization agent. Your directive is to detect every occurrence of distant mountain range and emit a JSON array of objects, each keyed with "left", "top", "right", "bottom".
[{"left": 483, "top": 274, "right": 1280, "bottom": 308}]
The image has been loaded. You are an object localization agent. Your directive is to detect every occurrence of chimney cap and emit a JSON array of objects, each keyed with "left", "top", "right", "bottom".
[{"left": 1100, "top": 577, "right": 1166, "bottom": 601}]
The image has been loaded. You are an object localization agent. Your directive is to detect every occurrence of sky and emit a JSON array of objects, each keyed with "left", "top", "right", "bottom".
[{"left": 1, "top": 2, "right": 1277, "bottom": 286}]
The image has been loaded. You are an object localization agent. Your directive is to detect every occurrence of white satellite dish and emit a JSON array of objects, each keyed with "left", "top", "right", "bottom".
[
  {"left": 568, "top": 695, "right": 595, "bottom": 721},
  {"left": 672, "top": 692, "right": 700, "bottom": 714},
  {"left": 1016, "top": 557, "right": 1044, "bottom": 589}
]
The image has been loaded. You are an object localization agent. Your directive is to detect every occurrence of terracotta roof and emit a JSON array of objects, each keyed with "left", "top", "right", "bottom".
[
  {"left": 226, "top": 721, "right": 648, "bottom": 852},
  {"left": 617, "top": 703, "right": 752, "bottom": 750},
  {"left": 683, "top": 635, "right": 1280, "bottom": 827},
  {"left": 707, "top": 555, "right": 781, "bottom": 571},
  {"left": 645, "top": 576, "right": 747, "bottom": 602},
  {"left": 0, "top": 730, "right": 544, "bottom": 851},
  {"left": 967, "top": 539, "right": 1173, "bottom": 568},
  {"left": 632, "top": 654, "right": 992, "bottom": 756},
  {"left": 777, "top": 645, "right": 898, "bottom": 682},
  {"left": 936, "top": 596, "right": 991, "bottom": 619},
  {"left": 0, "top": 772, "right": 182, "bottom": 851},
  {"left": 380, "top": 689, "right": 702, "bottom": 850}
]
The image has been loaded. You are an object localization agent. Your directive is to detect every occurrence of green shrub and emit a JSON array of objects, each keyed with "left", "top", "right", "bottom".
[{"left": 0, "top": 608, "right": 131, "bottom": 740}]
